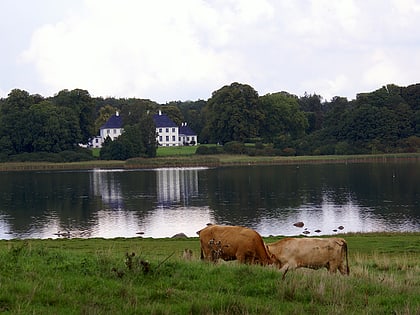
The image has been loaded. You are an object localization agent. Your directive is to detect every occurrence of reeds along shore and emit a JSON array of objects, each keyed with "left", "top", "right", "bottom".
[{"left": 1, "top": 152, "right": 420, "bottom": 172}]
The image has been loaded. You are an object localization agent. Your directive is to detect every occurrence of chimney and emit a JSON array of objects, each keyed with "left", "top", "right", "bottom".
[
  {"left": 158, "top": 110, "right": 162, "bottom": 115},
  {"left": 116, "top": 111, "right": 119, "bottom": 116}
]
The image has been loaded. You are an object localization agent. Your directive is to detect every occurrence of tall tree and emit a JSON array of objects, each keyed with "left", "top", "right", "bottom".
[
  {"left": 298, "top": 93, "right": 324, "bottom": 132},
  {"left": 120, "top": 98, "right": 158, "bottom": 126},
  {"left": 28, "top": 101, "right": 81, "bottom": 152},
  {"left": 53, "top": 89, "right": 96, "bottom": 144},
  {"left": 259, "top": 92, "right": 308, "bottom": 142},
  {"left": 94, "top": 105, "right": 118, "bottom": 133},
  {"left": 203, "top": 82, "right": 263, "bottom": 144},
  {"left": 0, "top": 89, "right": 36, "bottom": 154},
  {"left": 159, "top": 104, "right": 184, "bottom": 126}
]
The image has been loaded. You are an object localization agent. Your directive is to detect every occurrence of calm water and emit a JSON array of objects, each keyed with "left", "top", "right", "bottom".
[{"left": 0, "top": 162, "right": 419, "bottom": 239}]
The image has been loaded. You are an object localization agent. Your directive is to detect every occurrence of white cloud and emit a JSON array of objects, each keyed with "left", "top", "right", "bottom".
[{"left": 10, "top": 0, "right": 420, "bottom": 102}]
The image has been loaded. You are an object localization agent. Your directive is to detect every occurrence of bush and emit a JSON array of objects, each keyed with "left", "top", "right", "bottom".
[
  {"left": 195, "top": 146, "right": 209, "bottom": 155},
  {"left": 195, "top": 145, "right": 223, "bottom": 155},
  {"left": 281, "top": 147, "right": 296, "bottom": 156},
  {"left": 223, "top": 141, "right": 247, "bottom": 154},
  {"left": 59, "top": 149, "right": 95, "bottom": 162}
]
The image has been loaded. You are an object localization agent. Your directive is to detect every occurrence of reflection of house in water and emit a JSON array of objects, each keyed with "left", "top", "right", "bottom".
[
  {"left": 90, "top": 170, "right": 124, "bottom": 210},
  {"left": 156, "top": 168, "right": 200, "bottom": 206}
]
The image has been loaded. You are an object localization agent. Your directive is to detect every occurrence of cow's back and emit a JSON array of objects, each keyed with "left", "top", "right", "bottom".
[
  {"left": 267, "top": 237, "right": 349, "bottom": 274},
  {"left": 197, "top": 225, "right": 272, "bottom": 265}
]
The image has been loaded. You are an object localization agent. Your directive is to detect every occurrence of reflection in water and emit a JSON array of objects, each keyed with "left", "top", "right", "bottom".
[
  {"left": 256, "top": 193, "right": 386, "bottom": 236},
  {"left": 91, "top": 169, "right": 125, "bottom": 210},
  {"left": 143, "top": 206, "right": 214, "bottom": 238},
  {"left": 0, "top": 163, "right": 419, "bottom": 239},
  {"left": 85, "top": 167, "right": 211, "bottom": 238},
  {"left": 156, "top": 168, "right": 200, "bottom": 206}
]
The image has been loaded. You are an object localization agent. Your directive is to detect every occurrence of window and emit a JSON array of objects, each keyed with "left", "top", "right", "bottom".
[
  {"left": 172, "top": 128, "right": 175, "bottom": 132},
  {"left": 187, "top": 137, "right": 190, "bottom": 141},
  {"left": 159, "top": 128, "right": 162, "bottom": 133},
  {"left": 113, "top": 129, "right": 117, "bottom": 134},
  {"left": 159, "top": 136, "right": 162, "bottom": 142},
  {"left": 166, "top": 128, "right": 169, "bottom": 133},
  {"left": 172, "top": 136, "right": 175, "bottom": 141},
  {"left": 166, "top": 136, "right": 169, "bottom": 141}
]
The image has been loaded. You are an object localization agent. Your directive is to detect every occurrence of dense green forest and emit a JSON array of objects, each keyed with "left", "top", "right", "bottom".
[{"left": 0, "top": 82, "right": 419, "bottom": 162}]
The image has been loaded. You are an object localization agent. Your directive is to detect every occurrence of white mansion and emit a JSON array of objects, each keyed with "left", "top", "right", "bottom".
[{"left": 91, "top": 110, "right": 197, "bottom": 148}]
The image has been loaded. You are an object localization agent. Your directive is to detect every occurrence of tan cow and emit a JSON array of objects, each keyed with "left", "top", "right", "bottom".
[
  {"left": 266, "top": 237, "right": 350, "bottom": 279},
  {"left": 196, "top": 225, "right": 275, "bottom": 265}
]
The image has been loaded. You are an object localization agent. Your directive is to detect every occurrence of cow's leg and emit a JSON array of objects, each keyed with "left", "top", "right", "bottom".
[
  {"left": 327, "top": 261, "right": 339, "bottom": 273},
  {"left": 279, "top": 264, "right": 290, "bottom": 280},
  {"left": 338, "top": 263, "right": 349, "bottom": 275},
  {"left": 236, "top": 253, "right": 247, "bottom": 264}
]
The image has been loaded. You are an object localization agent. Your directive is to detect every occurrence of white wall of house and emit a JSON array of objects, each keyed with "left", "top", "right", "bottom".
[
  {"left": 100, "top": 127, "right": 123, "bottom": 141},
  {"left": 91, "top": 136, "right": 103, "bottom": 148},
  {"left": 156, "top": 126, "right": 179, "bottom": 146},
  {"left": 179, "top": 134, "right": 197, "bottom": 145}
]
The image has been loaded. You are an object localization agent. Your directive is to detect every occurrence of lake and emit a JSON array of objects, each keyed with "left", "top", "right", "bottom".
[{"left": 0, "top": 162, "right": 419, "bottom": 239}]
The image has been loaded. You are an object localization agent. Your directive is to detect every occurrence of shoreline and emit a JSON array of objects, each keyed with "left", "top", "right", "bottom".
[{"left": 0, "top": 152, "right": 419, "bottom": 172}]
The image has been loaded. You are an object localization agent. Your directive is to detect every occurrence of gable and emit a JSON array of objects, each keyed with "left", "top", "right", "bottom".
[
  {"left": 153, "top": 112, "right": 177, "bottom": 128},
  {"left": 100, "top": 114, "right": 123, "bottom": 129},
  {"left": 179, "top": 124, "right": 196, "bottom": 136}
]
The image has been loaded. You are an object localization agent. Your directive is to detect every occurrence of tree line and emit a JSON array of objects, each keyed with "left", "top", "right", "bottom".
[{"left": 0, "top": 82, "right": 419, "bottom": 161}]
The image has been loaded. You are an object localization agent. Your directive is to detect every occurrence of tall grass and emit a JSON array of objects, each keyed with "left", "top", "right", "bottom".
[{"left": 0, "top": 234, "right": 419, "bottom": 314}]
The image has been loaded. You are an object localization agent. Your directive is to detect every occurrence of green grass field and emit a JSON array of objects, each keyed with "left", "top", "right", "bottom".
[
  {"left": 156, "top": 145, "right": 198, "bottom": 157},
  {"left": 0, "top": 233, "right": 419, "bottom": 314}
]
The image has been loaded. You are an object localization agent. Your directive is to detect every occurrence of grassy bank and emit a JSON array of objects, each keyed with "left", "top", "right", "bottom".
[
  {"left": 1, "top": 152, "right": 420, "bottom": 172},
  {"left": 0, "top": 233, "right": 419, "bottom": 314}
]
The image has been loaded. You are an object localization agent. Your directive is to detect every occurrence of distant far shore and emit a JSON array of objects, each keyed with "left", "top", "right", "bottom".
[{"left": 0, "top": 152, "right": 419, "bottom": 172}]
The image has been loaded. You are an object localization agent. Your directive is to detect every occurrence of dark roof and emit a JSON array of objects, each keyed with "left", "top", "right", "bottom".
[
  {"left": 100, "top": 114, "right": 123, "bottom": 129},
  {"left": 179, "top": 124, "right": 196, "bottom": 136},
  {"left": 153, "top": 112, "right": 177, "bottom": 128}
]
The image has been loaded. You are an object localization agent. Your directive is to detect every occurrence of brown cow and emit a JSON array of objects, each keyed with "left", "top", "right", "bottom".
[
  {"left": 196, "top": 225, "right": 275, "bottom": 265},
  {"left": 266, "top": 237, "right": 350, "bottom": 279}
]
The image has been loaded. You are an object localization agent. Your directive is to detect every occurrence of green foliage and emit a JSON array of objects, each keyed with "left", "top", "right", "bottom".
[
  {"left": 204, "top": 82, "right": 263, "bottom": 144},
  {"left": 94, "top": 104, "right": 118, "bottom": 132},
  {"left": 100, "top": 118, "right": 157, "bottom": 160},
  {"left": 195, "top": 145, "right": 224, "bottom": 155},
  {"left": 223, "top": 141, "right": 247, "bottom": 154},
  {"left": 4, "top": 148, "right": 95, "bottom": 163},
  {"left": 119, "top": 98, "right": 158, "bottom": 126},
  {"left": 1, "top": 80, "right": 420, "bottom": 161},
  {"left": 260, "top": 92, "right": 308, "bottom": 142},
  {"left": 53, "top": 89, "right": 96, "bottom": 144}
]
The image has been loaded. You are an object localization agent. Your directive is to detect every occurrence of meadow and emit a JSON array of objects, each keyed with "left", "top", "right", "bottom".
[{"left": 0, "top": 233, "right": 419, "bottom": 314}]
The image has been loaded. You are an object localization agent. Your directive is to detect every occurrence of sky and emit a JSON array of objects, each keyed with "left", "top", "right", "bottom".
[{"left": 1, "top": 0, "right": 420, "bottom": 103}]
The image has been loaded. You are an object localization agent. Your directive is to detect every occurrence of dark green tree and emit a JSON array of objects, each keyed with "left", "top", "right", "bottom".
[
  {"left": 159, "top": 104, "right": 184, "bottom": 126},
  {"left": 100, "top": 111, "right": 157, "bottom": 160},
  {"left": 95, "top": 105, "right": 118, "bottom": 133},
  {"left": 259, "top": 92, "right": 308, "bottom": 142},
  {"left": 53, "top": 89, "right": 96, "bottom": 144},
  {"left": 298, "top": 93, "right": 324, "bottom": 132},
  {"left": 0, "top": 89, "right": 37, "bottom": 154},
  {"left": 203, "top": 82, "right": 263, "bottom": 144},
  {"left": 120, "top": 99, "right": 158, "bottom": 126},
  {"left": 28, "top": 101, "right": 81, "bottom": 152}
]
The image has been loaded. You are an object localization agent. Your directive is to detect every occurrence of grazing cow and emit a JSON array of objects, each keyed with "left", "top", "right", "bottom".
[
  {"left": 196, "top": 225, "right": 275, "bottom": 265},
  {"left": 266, "top": 237, "right": 350, "bottom": 279}
]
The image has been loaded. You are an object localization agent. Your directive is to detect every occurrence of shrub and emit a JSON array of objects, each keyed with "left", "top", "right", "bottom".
[
  {"left": 223, "top": 141, "right": 247, "bottom": 154},
  {"left": 195, "top": 146, "right": 209, "bottom": 155}
]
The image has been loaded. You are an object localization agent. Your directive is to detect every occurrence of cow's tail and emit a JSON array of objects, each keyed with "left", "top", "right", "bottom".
[{"left": 343, "top": 241, "right": 350, "bottom": 275}]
